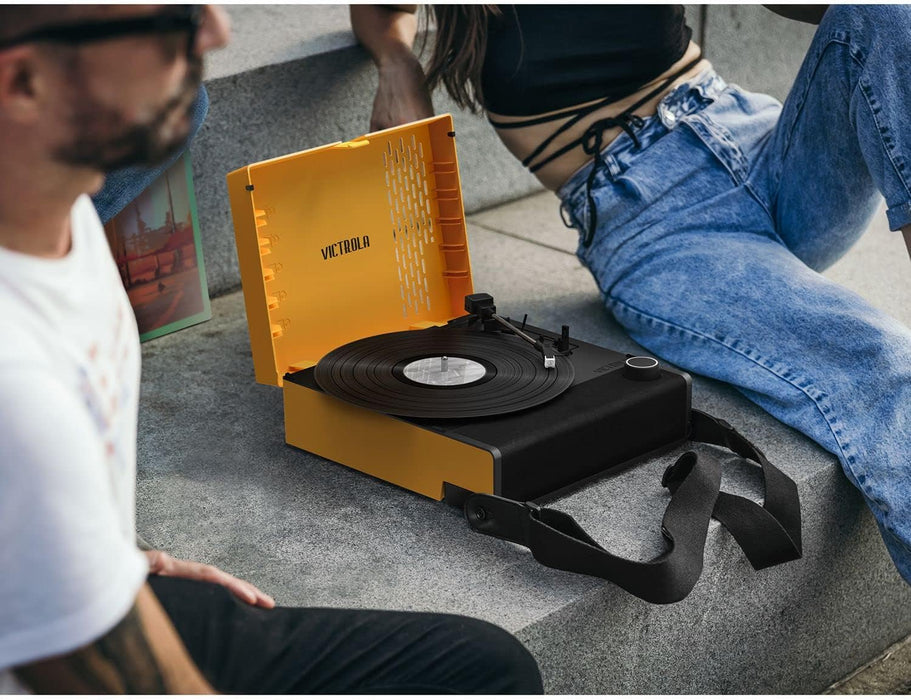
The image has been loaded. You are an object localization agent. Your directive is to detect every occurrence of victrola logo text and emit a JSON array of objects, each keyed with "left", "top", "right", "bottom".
[{"left": 321, "top": 236, "right": 371, "bottom": 260}]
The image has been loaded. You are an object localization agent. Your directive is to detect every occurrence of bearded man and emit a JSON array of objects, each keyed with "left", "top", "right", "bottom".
[{"left": 0, "top": 5, "right": 542, "bottom": 693}]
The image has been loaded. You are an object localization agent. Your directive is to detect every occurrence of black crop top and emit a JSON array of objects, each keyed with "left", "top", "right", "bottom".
[{"left": 481, "top": 5, "right": 692, "bottom": 116}]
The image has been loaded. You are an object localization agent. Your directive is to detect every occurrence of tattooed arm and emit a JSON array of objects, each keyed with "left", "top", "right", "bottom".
[{"left": 13, "top": 585, "right": 214, "bottom": 694}]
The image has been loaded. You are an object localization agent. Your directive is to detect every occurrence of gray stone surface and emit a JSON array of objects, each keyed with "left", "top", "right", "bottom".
[
  {"left": 470, "top": 192, "right": 578, "bottom": 255},
  {"left": 827, "top": 633, "right": 911, "bottom": 694},
  {"left": 704, "top": 5, "right": 818, "bottom": 101},
  {"left": 137, "top": 209, "right": 911, "bottom": 693},
  {"left": 206, "top": 5, "right": 356, "bottom": 81}
]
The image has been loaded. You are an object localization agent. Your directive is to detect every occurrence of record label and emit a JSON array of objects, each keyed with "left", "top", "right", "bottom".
[{"left": 401, "top": 356, "right": 489, "bottom": 386}]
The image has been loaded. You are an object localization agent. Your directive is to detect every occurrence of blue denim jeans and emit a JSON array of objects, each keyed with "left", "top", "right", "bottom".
[
  {"left": 92, "top": 85, "right": 209, "bottom": 224},
  {"left": 558, "top": 5, "right": 911, "bottom": 582}
]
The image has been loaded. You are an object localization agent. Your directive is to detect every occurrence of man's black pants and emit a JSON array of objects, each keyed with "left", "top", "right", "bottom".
[{"left": 150, "top": 575, "right": 544, "bottom": 694}]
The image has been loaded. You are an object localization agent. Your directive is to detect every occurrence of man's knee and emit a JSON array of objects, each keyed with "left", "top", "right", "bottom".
[
  {"left": 474, "top": 618, "right": 543, "bottom": 693},
  {"left": 436, "top": 615, "right": 544, "bottom": 694}
]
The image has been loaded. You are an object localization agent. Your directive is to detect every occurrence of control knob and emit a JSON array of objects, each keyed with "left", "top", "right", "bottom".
[{"left": 624, "top": 356, "right": 660, "bottom": 381}]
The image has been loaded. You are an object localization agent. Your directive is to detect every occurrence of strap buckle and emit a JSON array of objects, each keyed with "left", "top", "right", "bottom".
[{"left": 465, "top": 493, "right": 538, "bottom": 546}]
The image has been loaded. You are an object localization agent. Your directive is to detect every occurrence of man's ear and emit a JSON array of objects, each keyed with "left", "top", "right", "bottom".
[{"left": 0, "top": 48, "right": 44, "bottom": 122}]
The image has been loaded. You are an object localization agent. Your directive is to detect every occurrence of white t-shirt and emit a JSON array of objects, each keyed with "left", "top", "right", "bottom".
[{"left": 0, "top": 195, "right": 149, "bottom": 693}]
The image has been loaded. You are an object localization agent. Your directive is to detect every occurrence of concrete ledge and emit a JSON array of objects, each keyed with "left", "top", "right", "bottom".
[{"left": 137, "top": 208, "right": 911, "bottom": 693}]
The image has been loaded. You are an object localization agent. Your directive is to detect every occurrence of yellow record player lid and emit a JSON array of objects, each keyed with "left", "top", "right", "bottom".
[{"left": 227, "top": 115, "right": 474, "bottom": 387}]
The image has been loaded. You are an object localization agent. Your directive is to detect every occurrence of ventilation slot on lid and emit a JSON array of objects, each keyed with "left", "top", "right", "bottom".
[{"left": 385, "top": 134, "right": 438, "bottom": 317}]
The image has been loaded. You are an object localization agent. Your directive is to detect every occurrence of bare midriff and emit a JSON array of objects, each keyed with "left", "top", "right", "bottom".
[{"left": 487, "top": 41, "right": 710, "bottom": 191}]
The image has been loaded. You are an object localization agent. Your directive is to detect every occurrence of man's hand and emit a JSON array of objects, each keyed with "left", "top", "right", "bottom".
[
  {"left": 146, "top": 550, "right": 275, "bottom": 609},
  {"left": 372, "top": 54, "right": 434, "bottom": 131}
]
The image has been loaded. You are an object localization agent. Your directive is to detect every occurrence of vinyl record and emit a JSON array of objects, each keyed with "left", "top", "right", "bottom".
[{"left": 314, "top": 328, "right": 574, "bottom": 418}]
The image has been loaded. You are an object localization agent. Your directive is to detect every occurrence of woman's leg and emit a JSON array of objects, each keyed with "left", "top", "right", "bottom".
[
  {"left": 747, "top": 3, "right": 911, "bottom": 575},
  {"left": 562, "top": 66, "right": 911, "bottom": 582},
  {"left": 753, "top": 4, "right": 911, "bottom": 270},
  {"left": 149, "top": 575, "right": 543, "bottom": 694}
]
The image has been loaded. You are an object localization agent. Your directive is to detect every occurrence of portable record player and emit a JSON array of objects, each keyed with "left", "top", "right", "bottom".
[
  {"left": 227, "top": 115, "right": 801, "bottom": 604},
  {"left": 227, "top": 115, "right": 692, "bottom": 503}
]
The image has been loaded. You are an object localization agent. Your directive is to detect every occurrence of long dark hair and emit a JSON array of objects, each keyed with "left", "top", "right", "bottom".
[{"left": 423, "top": 5, "right": 501, "bottom": 114}]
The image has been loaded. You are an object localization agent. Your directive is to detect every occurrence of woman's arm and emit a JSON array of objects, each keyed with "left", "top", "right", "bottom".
[
  {"left": 763, "top": 5, "right": 829, "bottom": 25},
  {"left": 350, "top": 4, "right": 434, "bottom": 130}
]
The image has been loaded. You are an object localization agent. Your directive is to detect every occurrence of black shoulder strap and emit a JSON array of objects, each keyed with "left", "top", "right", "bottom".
[
  {"left": 463, "top": 410, "right": 802, "bottom": 604},
  {"left": 687, "top": 410, "right": 802, "bottom": 569}
]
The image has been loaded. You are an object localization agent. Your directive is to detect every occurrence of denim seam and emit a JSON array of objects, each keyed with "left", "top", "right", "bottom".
[
  {"left": 771, "top": 37, "right": 862, "bottom": 193},
  {"left": 744, "top": 179, "right": 776, "bottom": 227},
  {"left": 606, "top": 295, "right": 862, "bottom": 475},
  {"left": 856, "top": 77, "right": 911, "bottom": 211},
  {"left": 702, "top": 110, "right": 751, "bottom": 183},
  {"left": 886, "top": 203, "right": 911, "bottom": 231},
  {"left": 772, "top": 32, "right": 911, "bottom": 229}
]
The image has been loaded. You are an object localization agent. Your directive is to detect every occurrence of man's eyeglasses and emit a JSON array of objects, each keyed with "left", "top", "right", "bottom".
[{"left": 0, "top": 5, "right": 203, "bottom": 59}]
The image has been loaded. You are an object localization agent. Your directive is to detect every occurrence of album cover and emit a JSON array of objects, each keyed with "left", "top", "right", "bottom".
[{"left": 103, "top": 154, "right": 211, "bottom": 342}]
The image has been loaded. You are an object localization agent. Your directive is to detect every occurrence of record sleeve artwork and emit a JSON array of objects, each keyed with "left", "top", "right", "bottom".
[
  {"left": 227, "top": 115, "right": 802, "bottom": 604},
  {"left": 104, "top": 153, "right": 211, "bottom": 341}
]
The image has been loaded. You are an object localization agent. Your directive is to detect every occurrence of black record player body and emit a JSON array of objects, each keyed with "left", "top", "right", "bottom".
[{"left": 285, "top": 320, "right": 692, "bottom": 504}]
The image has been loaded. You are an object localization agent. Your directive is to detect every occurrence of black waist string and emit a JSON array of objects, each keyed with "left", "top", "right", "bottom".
[
  {"left": 488, "top": 53, "right": 704, "bottom": 247},
  {"left": 578, "top": 113, "right": 644, "bottom": 246}
]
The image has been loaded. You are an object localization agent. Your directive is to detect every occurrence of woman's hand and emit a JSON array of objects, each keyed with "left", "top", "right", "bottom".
[
  {"left": 350, "top": 5, "right": 432, "bottom": 130},
  {"left": 145, "top": 550, "right": 276, "bottom": 609},
  {"left": 371, "top": 53, "right": 435, "bottom": 131}
]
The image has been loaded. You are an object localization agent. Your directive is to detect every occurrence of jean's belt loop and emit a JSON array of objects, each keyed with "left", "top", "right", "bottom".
[
  {"left": 559, "top": 200, "right": 575, "bottom": 229},
  {"left": 616, "top": 113, "right": 643, "bottom": 150},
  {"left": 583, "top": 158, "right": 600, "bottom": 247}
]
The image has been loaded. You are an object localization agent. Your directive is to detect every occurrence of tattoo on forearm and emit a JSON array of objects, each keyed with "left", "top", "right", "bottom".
[{"left": 15, "top": 604, "right": 167, "bottom": 693}]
